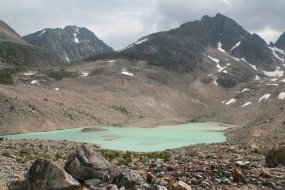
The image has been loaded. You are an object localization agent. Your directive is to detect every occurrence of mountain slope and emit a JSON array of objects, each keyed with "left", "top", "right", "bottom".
[
  {"left": 275, "top": 32, "right": 285, "bottom": 50},
  {"left": 0, "top": 20, "right": 25, "bottom": 44},
  {"left": 0, "top": 20, "right": 64, "bottom": 69},
  {"left": 117, "top": 13, "right": 277, "bottom": 72},
  {"left": 23, "top": 26, "right": 113, "bottom": 62}
]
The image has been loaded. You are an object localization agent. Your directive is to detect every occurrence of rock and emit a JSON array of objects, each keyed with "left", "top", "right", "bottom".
[
  {"left": 232, "top": 168, "right": 246, "bottom": 183},
  {"left": 105, "top": 184, "right": 119, "bottom": 190},
  {"left": 146, "top": 172, "right": 155, "bottom": 183},
  {"left": 265, "top": 145, "right": 285, "bottom": 167},
  {"left": 8, "top": 159, "right": 81, "bottom": 190},
  {"left": 166, "top": 164, "right": 176, "bottom": 171},
  {"left": 113, "top": 169, "right": 145, "bottom": 189},
  {"left": 64, "top": 145, "right": 120, "bottom": 182},
  {"left": 84, "top": 179, "right": 101, "bottom": 188},
  {"left": 259, "top": 168, "right": 271, "bottom": 178},
  {"left": 173, "top": 181, "right": 192, "bottom": 190},
  {"left": 155, "top": 185, "right": 168, "bottom": 190},
  {"left": 7, "top": 180, "right": 27, "bottom": 190}
]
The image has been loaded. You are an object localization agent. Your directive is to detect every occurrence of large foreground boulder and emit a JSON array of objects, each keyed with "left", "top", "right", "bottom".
[
  {"left": 8, "top": 159, "right": 81, "bottom": 190},
  {"left": 64, "top": 145, "right": 120, "bottom": 182},
  {"left": 265, "top": 145, "right": 285, "bottom": 167}
]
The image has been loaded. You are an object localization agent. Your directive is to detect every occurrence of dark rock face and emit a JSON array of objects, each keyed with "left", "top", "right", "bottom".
[
  {"left": 275, "top": 32, "right": 285, "bottom": 50},
  {"left": 23, "top": 26, "right": 113, "bottom": 62},
  {"left": 118, "top": 13, "right": 276, "bottom": 72},
  {"left": 64, "top": 145, "right": 120, "bottom": 182},
  {"left": 113, "top": 169, "right": 145, "bottom": 189},
  {"left": 265, "top": 145, "right": 285, "bottom": 167},
  {"left": 8, "top": 159, "right": 81, "bottom": 190}
]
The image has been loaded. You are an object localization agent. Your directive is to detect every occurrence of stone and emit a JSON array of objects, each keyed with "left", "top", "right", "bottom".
[
  {"left": 155, "top": 185, "right": 168, "bottom": 190},
  {"left": 113, "top": 169, "right": 145, "bottom": 189},
  {"left": 7, "top": 180, "right": 27, "bottom": 190},
  {"left": 105, "top": 184, "right": 119, "bottom": 190},
  {"left": 259, "top": 168, "right": 271, "bottom": 178},
  {"left": 8, "top": 159, "right": 81, "bottom": 190},
  {"left": 173, "top": 181, "right": 192, "bottom": 190},
  {"left": 146, "top": 172, "right": 155, "bottom": 183},
  {"left": 265, "top": 145, "right": 285, "bottom": 167},
  {"left": 84, "top": 179, "right": 101, "bottom": 188},
  {"left": 232, "top": 168, "right": 246, "bottom": 183},
  {"left": 64, "top": 145, "right": 120, "bottom": 182}
]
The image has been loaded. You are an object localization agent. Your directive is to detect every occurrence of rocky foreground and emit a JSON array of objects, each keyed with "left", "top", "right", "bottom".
[{"left": 0, "top": 138, "right": 285, "bottom": 190}]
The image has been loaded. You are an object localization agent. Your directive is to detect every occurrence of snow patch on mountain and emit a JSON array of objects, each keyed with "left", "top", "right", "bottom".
[
  {"left": 213, "top": 78, "right": 218, "bottom": 86},
  {"left": 241, "top": 102, "right": 252, "bottom": 107},
  {"left": 269, "top": 46, "right": 284, "bottom": 62},
  {"left": 278, "top": 92, "right": 285, "bottom": 100},
  {"left": 230, "top": 41, "right": 241, "bottom": 52},
  {"left": 82, "top": 72, "right": 89, "bottom": 77},
  {"left": 121, "top": 69, "right": 134, "bottom": 76},
  {"left": 225, "top": 98, "right": 236, "bottom": 105},
  {"left": 208, "top": 56, "right": 219, "bottom": 63},
  {"left": 135, "top": 39, "right": 148, "bottom": 45},
  {"left": 258, "top": 94, "right": 271, "bottom": 102},
  {"left": 30, "top": 80, "right": 38, "bottom": 84},
  {"left": 241, "top": 88, "right": 250, "bottom": 93},
  {"left": 255, "top": 75, "right": 260, "bottom": 81},
  {"left": 263, "top": 67, "right": 284, "bottom": 77},
  {"left": 38, "top": 30, "right": 46, "bottom": 37},
  {"left": 218, "top": 42, "right": 226, "bottom": 53}
]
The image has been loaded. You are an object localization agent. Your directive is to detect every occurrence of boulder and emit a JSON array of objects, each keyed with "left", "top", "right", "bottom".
[
  {"left": 113, "top": 169, "right": 145, "bottom": 189},
  {"left": 265, "top": 145, "right": 285, "bottom": 167},
  {"left": 7, "top": 180, "right": 27, "bottom": 190},
  {"left": 233, "top": 168, "right": 246, "bottom": 183},
  {"left": 173, "top": 181, "right": 192, "bottom": 190},
  {"left": 8, "top": 159, "right": 81, "bottom": 190},
  {"left": 64, "top": 145, "right": 120, "bottom": 182}
]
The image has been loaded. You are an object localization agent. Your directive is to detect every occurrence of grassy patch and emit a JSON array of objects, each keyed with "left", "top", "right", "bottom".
[
  {"left": 44, "top": 69, "right": 78, "bottom": 80},
  {"left": 90, "top": 68, "right": 104, "bottom": 76},
  {"left": 99, "top": 149, "right": 171, "bottom": 166},
  {"left": 0, "top": 68, "right": 17, "bottom": 84},
  {"left": 111, "top": 106, "right": 132, "bottom": 117}
]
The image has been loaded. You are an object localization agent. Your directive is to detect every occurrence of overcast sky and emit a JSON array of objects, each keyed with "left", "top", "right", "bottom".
[{"left": 0, "top": 0, "right": 284, "bottom": 50}]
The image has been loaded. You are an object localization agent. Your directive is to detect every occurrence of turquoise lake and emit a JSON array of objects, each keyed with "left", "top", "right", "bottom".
[{"left": 2, "top": 123, "right": 230, "bottom": 152}]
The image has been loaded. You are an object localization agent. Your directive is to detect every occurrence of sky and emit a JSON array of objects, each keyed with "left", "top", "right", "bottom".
[{"left": 0, "top": 0, "right": 284, "bottom": 50}]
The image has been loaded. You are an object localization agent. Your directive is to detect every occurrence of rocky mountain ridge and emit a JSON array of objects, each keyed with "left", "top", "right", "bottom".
[
  {"left": 23, "top": 26, "right": 113, "bottom": 62},
  {"left": 0, "top": 20, "right": 65, "bottom": 69}
]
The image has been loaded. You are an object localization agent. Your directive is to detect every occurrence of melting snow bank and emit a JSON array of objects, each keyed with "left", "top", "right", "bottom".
[
  {"left": 121, "top": 69, "right": 134, "bottom": 76},
  {"left": 218, "top": 42, "right": 226, "bottom": 53},
  {"left": 241, "top": 88, "right": 250, "bottom": 93},
  {"left": 135, "top": 38, "right": 148, "bottom": 45},
  {"left": 258, "top": 94, "right": 271, "bottom": 102},
  {"left": 255, "top": 75, "right": 260, "bottom": 81},
  {"left": 54, "top": 88, "right": 60, "bottom": 91},
  {"left": 38, "top": 30, "right": 46, "bottom": 37},
  {"left": 268, "top": 46, "right": 284, "bottom": 62},
  {"left": 241, "top": 102, "right": 252, "bottom": 107},
  {"left": 278, "top": 92, "right": 285, "bottom": 100},
  {"left": 213, "top": 78, "right": 218, "bottom": 86},
  {"left": 263, "top": 67, "right": 284, "bottom": 77},
  {"left": 230, "top": 41, "right": 241, "bottom": 52},
  {"left": 81, "top": 72, "right": 89, "bottom": 77},
  {"left": 208, "top": 56, "right": 219, "bottom": 63},
  {"left": 108, "top": 60, "right": 116, "bottom": 63},
  {"left": 225, "top": 98, "right": 236, "bottom": 105},
  {"left": 30, "top": 80, "right": 38, "bottom": 84}
]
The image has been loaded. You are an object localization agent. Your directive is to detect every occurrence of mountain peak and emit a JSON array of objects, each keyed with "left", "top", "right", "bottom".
[
  {"left": 23, "top": 26, "right": 113, "bottom": 62},
  {"left": 275, "top": 32, "right": 285, "bottom": 50}
]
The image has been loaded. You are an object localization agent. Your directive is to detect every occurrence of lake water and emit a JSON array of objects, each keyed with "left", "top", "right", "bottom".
[{"left": 2, "top": 123, "right": 230, "bottom": 152}]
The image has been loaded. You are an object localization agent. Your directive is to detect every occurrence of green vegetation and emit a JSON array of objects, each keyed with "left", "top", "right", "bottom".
[
  {"left": 111, "top": 106, "right": 132, "bottom": 117},
  {"left": 0, "top": 68, "right": 17, "bottom": 84},
  {"left": 100, "top": 149, "right": 171, "bottom": 166},
  {"left": 44, "top": 69, "right": 78, "bottom": 80},
  {"left": 90, "top": 67, "right": 104, "bottom": 75}
]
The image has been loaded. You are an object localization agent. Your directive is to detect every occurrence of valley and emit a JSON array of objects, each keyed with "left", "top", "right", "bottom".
[{"left": 0, "top": 12, "right": 285, "bottom": 190}]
